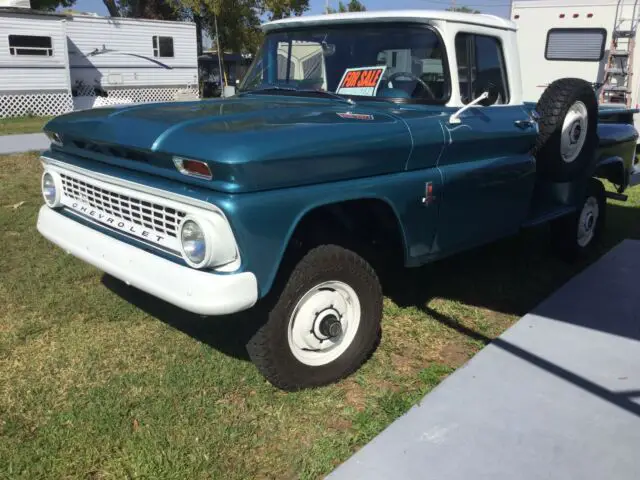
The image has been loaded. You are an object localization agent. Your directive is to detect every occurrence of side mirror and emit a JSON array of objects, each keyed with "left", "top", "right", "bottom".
[{"left": 449, "top": 92, "right": 489, "bottom": 124}]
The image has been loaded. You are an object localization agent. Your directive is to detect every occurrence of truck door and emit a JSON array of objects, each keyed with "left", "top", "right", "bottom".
[{"left": 436, "top": 33, "right": 538, "bottom": 254}]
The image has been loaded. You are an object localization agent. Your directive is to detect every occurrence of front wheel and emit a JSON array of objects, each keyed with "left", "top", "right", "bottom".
[
  {"left": 247, "top": 244, "right": 383, "bottom": 391},
  {"left": 551, "top": 178, "right": 606, "bottom": 260}
]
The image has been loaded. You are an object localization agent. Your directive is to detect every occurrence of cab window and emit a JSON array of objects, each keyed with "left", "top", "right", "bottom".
[{"left": 455, "top": 33, "right": 509, "bottom": 105}]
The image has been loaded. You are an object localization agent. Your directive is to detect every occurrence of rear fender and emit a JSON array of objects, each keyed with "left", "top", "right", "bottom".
[
  {"left": 593, "top": 122, "right": 638, "bottom": 191},
  {"left": 593, "top": 156, "right": 626, "bottom": 189}
]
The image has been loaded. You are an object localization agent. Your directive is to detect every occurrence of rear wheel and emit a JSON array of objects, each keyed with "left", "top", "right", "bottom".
[
  {"left": 247, "top": 244, "right": 382, "bottom": 391},
  {"left": 551, "top": 178, "right": 606, "bottom": 260}
]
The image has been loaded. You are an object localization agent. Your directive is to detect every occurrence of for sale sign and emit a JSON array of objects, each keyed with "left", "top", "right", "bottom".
[{"left": 336, "top": 66, "right": 387, "bottom": 97}]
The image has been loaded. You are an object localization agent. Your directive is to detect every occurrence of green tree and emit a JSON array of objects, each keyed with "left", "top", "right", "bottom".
[
  {"left": 30, "top": 0, "right": 75, "bottom": 11},
  {"left": 102, "top": 0, "right": 182, "bottom": 19},
  {"left": 262, "top": 0, "right": 311, "bottom": 20},
  {"left": 327, "top": 0, "right": 366, "bottom": 13},
  {"left": 446, "top": 6, "right": 481, "bottom": 14},
  {"left": 183, "top": 0, "right": 310, "bottom": 54}
]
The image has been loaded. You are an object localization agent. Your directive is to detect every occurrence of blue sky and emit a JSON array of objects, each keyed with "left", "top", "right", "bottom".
[{"left": 70, "top": 0, "right": 512, "bottom": 19}]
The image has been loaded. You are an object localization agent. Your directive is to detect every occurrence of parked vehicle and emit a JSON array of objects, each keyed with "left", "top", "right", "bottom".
[
  {"left": 512, "top": 0, "right": 640, "bottom": 139},
  {"left": 198, "top": 52, "right": 252, "bottom": 98},
  {"left": 0, "top": 1, "right": 198, "bottom": 119},
  {"left": 37, "top": 10, "right": 640, "bottom": 391}
]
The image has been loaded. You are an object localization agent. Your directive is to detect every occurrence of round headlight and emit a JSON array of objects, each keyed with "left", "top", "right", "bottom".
[
  {"left": 180, "top": 219, "right": 208, "bottom": 267},
  {"left": 42, "top": 171, "right": 62, "bottom": 208}
]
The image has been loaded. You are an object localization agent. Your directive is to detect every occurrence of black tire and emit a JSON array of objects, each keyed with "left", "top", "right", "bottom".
[
  {"left": 551, "top": 178, "right": 606, "bottom": 260},
  {"left": 246, "top": 244, "right": 382, "bottom": 391},
  {"left": 534, "top": 78, "right": 598, "bottom": 182}
]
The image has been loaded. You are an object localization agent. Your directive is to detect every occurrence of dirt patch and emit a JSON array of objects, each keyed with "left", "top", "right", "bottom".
[
  {"left": 438, "top": 343, "right": 472, "bottom": 368},
  {"left": 342, "top": 382, "right": 367, "bottom": 411},
  {"left": 328, "top": 416, "right": 353, "bottom": 431},
  {"left": 390, "top": 352, "right": 419, "bottom": 375}
]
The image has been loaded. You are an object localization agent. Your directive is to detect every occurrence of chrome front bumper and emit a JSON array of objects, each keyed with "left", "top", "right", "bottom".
[{"left": 37, "top": 206, "right": 258, "bottom": 315}]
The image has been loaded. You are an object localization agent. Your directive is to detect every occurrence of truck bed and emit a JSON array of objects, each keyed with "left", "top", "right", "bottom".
[{"left": 523, "top": 119, "right": 638, "bottom": 227}]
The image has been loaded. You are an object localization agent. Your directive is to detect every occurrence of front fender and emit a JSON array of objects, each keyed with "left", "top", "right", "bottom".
[{"left": 224, "top": 169, "right": 444, "bottom": 297}]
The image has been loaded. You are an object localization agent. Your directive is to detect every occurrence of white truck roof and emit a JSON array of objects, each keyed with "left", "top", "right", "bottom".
[{"left": 262, "top": 10, "right": 517, "bottom": 32}]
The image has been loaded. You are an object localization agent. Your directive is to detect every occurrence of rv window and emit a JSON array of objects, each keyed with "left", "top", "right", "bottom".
[
  {"left": 545, "top": 28, "right": 606, "bottom": 62},
  {"left": 153, "top": 36, "right": 174, "bottom": 58},
  {"left": 455, "top": 33, "right": 509, "bottom": 105},
  {"left": 8, "top": 35, "right": 53, "bottom": 56}
]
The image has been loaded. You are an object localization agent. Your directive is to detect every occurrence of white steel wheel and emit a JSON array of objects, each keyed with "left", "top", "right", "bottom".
[
  {"left": 577, "top": 196, "right": 600, "bottom": 248},
  {"left": 551, "top": 179, "right": 606, "bottom": 261},
  {"left": 247, "top": 244, "right": 382, "bottom": 391},
  {"left": 287, "top": 280, "right": 361, "bottom": 367},
  {"left": 561, "top": 101, "right": 588, "bottom": 164}
]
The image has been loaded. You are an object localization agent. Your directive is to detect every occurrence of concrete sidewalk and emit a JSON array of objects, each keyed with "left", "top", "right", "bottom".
[
  {"left": 329, "top": 240, "right": 640, "bottom": 480},
  {"left": 0, "top": 133, "right": 50, "bottom": 155}
]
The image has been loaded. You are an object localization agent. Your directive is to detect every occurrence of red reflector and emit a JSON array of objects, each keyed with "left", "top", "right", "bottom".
[
  {"left": 559, "top": 13, "right": 565, "bottom": 18},
  {"left": 183, "top": 160, "right": 212, "bottom": 178},
  {"left": 573, "top": 13, "right": 579, "bottom": 18},
  {"left": 514, "top": 14, "right": 520, "bottom": 19},
  {"left": 587, "top": 13, "right": 594, "bottom": 18},
  {"left": 173, "top": 157, "right": 213, "bottom": 179}
]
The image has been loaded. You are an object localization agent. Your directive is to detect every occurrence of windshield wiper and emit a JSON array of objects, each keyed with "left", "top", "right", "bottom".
[
  {"left": 241, "top": 85, "right": 355, "bottom": 105},
  {"left": 238, "top": 85, "right": 297, "bottom": 95},
  {"left": 296, "top": 89, "right": 356, "bottom": 105}
]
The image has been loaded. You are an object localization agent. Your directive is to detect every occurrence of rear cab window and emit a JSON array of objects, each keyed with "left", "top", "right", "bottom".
[{"left": 455, "top": 33, "right": 509, "bottom": 105}]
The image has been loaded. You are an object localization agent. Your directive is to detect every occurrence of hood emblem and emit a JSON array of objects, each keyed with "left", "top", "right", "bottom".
[{"left": 337, "top": 112, "right": 374, "bottom": 121}]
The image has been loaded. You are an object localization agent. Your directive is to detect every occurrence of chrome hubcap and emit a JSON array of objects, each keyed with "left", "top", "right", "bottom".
[
  {"left": 287, "top": 281, "right": 361, "bottom": 367},
  {"left": 561, "top": 101, "right": 588, "bottom": 164},
  {"left": 577, "top": 196, "right": 599, "bottom": 247}
]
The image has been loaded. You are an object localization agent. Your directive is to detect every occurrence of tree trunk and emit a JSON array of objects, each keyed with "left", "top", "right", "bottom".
[
  {"left": 102, "top": 0, "right": 120, "bottom": 17},
  {"left": 194, "top": 14, "right": 203, "bottom": 57}
]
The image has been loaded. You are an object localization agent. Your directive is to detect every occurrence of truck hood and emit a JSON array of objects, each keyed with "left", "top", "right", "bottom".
[{"left": 45, "top": 96, "right": 414, "bottom": 193}]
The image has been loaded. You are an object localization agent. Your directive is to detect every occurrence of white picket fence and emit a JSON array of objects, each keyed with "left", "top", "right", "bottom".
[{"left": 1, "top": 87, "right": 200, "bottom": 118}]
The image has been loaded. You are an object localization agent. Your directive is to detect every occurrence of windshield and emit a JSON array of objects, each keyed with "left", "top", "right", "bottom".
[{"left": 239, "top": 24, "right": 449, "bottom": 103}]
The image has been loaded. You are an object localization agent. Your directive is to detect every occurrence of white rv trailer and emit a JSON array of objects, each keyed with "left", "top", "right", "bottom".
[
  {"left": 0, "top": 2, "right": 198, "bottom": 118},
  {"left": 512, "top": 0, "right": 640, "bottom": 135},
  {"left": 66, "top": 15, "right": 198, "bottom": 106},
  {"left": 0, "top": 7, "right": 73, "bottom": 118}
]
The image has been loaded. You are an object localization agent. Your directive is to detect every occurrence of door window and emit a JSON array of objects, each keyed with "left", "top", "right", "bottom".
[{"left": 455, "top": 33, "right": 509, "bottom": 105}]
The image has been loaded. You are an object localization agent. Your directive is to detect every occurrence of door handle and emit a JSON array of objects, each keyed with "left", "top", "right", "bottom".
[{"left": 514, "top": 120, "right": 536, "bottom": 130}]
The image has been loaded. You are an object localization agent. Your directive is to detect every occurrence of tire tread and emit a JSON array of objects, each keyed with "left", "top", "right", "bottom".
[{"left": 247, "top": 244, "right": 382, "bottom": 391}]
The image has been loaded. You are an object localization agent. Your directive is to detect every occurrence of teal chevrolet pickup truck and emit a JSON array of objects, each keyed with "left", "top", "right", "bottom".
[{"left": 38, "top": 10, "right": 640, "bottom": 390}]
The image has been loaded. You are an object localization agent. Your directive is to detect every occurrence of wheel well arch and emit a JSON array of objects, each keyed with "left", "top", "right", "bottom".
[
  {"left": 593, "top": 156, "right": 626, "bottom": 189},
  {"left": 265, "top": 197, "right": 408, "bottom": 295}
]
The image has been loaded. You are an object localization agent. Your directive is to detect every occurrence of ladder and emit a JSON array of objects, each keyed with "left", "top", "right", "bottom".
[{"left": 599, "top": 0, "right": 640, "bottom": 107}]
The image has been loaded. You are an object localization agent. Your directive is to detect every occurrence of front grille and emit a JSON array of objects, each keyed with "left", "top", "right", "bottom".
[
  {"left": 69, "top": 139, "right": 152, "bottom": 163},
  {"left": 60, "top": 173, "right": 186, "bottom": 238}
]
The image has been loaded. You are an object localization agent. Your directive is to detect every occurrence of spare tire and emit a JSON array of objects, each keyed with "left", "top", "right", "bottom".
[{"left": 533, "top": 78, "right": 598, "bottom": 182}]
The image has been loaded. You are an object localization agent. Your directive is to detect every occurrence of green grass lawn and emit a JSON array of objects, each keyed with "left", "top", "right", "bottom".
[
  {"left": 0, "top": 116, "right": 52, "bottom": 136},
  {"left": 1, "top": 152, "right": 639, "bottom": 479}
]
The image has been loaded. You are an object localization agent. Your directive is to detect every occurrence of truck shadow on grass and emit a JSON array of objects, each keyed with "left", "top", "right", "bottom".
[
  {"left": 387, "top": 201, "right": 640, "bottom": 335},
  {"left": 102, "top": 202, "right": 640, "bottom": 363}
]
